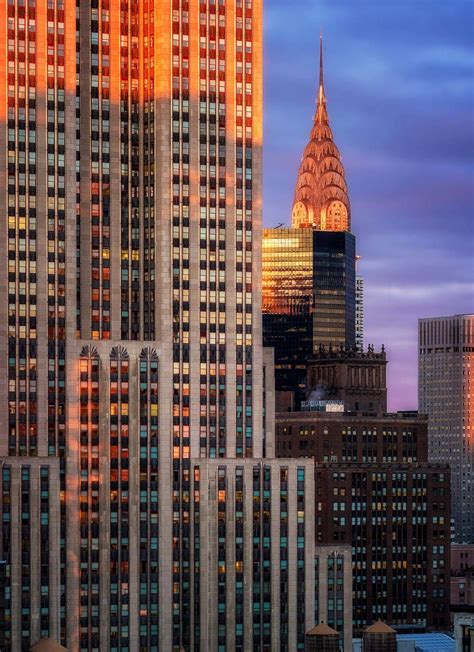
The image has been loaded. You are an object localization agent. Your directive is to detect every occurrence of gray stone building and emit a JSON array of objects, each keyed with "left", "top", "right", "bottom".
[{"left": 419, "top": 314, "right": 474, "bottom": 543}]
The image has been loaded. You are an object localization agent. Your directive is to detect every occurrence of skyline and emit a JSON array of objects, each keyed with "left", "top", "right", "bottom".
[
  {"left": 264, "top": 0, "right": 474, "bottom": 410},
  {"left": 0, "top": 2, "right": 468, "bottom": 648}
]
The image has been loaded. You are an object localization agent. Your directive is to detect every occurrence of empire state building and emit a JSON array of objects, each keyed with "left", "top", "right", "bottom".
[{"left": 0, "top": 2, "right": 316, "bottom": 651}]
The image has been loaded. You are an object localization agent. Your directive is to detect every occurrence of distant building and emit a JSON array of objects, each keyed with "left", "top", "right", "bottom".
[
  {"left": 262, "top": 227, "right": 316, "bottom": 404},
  {"left": 262, "top": 36, "right": 356, "bottom": 404},
  {"left": 353, "top": 631, "right": 456, "bottom": 652},
  {"left": 419, "top": 314, "right": 474, "bottom": 543},
  {"left": 356, "top": 275, "right": 364, "bottom": 350},
  {"left": 313, "top": 231, "right": 356, "bottom": 349},
  {"left": 451, "top": 544, "right": 474, "bottom": 609},
  {"left": 276, "top": 408, "right": 451, "bottom": 634},
  {"left": 262, "top": 229, "right": 356, "bottom": 403},
  {"left": 451, "top": 574, "right": 474, "bottom": 608},
  {"left": 276, "top": 410, "right": 427, "bottom": 463},
  {"left": 306, "top": 345, "right": 388, "bottom": 414},
  {"left": 452, "top": 544, "right": 474, "bottom": 574}
]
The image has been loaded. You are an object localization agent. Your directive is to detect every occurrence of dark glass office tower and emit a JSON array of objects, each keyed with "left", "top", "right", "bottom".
[
  {"left": 262, "top": 228, "right": 314, "bottom": 402},
  {"left": 313, "top": 231, "right": 356, "bottom": 349},
  {"left": 263, "top": 229, "right": 356, "bottom": 404}
]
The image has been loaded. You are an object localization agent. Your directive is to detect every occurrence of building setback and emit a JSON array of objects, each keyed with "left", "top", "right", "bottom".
[
  {"left": 275, "top": 409, "right": 451, "bottom": 634},
  {"left": 419, "top": 314, "right": 474, "bottom": 543},
  {"left": 0, "top": 2, "right": 318, "bottom": 651}
]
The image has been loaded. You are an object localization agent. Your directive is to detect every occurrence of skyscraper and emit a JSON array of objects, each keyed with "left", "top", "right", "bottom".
[
  {"left": 0, "top": 2, "right": 317, "bottom": 651},
  {"left": 263, "top": 36, "right": 356, "bottom": 397},
  {"left": 419, "top": 314, "right": 474, "bottom": 543},
  {"left": 312, "top": 230, "right": 355, "bottom": 349},
  {"left": 291, "top": 35, "right": 350, "bottom": 232},
  {"left": 261, "top": 228, "right": 317, "bottom": 405}
]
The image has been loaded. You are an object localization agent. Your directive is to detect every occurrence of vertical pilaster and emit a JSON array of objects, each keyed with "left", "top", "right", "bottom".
[
  {"left": 35, "top": 0, "right": 49, "bottom": 456},
  {"left": 128, "top": 355, "right": 140, "bottom": 650},
  {"left": 224, "top": 0, "right": 237, "bottom": 458},
  {"left": 287, "top": 466, "right": 298, "bottom": 651},
  {"left": 251, "top": 0, "right": 264, "bottom": 459},
  {"left": 79, "top": 1, "right": 92, "bottom": 338},
  {"left": 98, "top": 352, "right": 111, "bottom": 650},
  {"left": 0, "top": 2, "right": 9, "bottom": 452},
  {"left": 154, "top": 0, "right": 174, "bottom": 647},
  {"left": 29, "top": 467, "right": 41, "bottom": 642},
  {"left": 109, "top": 0, "right": 122, "bottom": 340}
]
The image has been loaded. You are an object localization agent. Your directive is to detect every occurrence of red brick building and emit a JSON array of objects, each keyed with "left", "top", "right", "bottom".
[
  {"left": 276, "top": 411, "right": 427, "bottom": 463},
  {"left": 276, "top": 408, "right": 451, "bottom": 634}
]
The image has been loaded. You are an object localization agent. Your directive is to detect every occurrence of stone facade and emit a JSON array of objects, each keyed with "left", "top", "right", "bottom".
[
  {"left": 419, "top": 314, "right": 474, "bottom": 543},
  {"left": 0, "top": 2, "right": 321, "bottom": 650}
]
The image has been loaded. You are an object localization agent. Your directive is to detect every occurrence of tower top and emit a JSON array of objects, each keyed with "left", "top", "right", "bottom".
[
  {"left": 318, "top": 30, "right": 325, "bottom": 107},
  {"left": 291, "top": 37, "right": 351, "bottom": 232}
]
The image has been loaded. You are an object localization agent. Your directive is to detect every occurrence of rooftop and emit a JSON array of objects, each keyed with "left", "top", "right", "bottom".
[{"left": 397, "top": 633, "right": 454, "bottom": 651}]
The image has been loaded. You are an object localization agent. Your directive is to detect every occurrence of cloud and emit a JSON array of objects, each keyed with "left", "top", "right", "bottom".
[{"left": 369, "top": 282, "right": 474, "bottom": 301}]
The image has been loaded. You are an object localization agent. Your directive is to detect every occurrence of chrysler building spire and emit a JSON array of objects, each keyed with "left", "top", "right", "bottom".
[
  {"left": 292, "top": 35, "right": 351, "bottom": 231},
  {"left": 318, "top": 30, "right": 325, "bottom": 107}
]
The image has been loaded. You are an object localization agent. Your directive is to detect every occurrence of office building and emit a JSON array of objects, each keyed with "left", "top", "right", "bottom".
[
  {"left": 0, "top": 2, "right": 319, "bottom": 650},
  {"left": 275, "top": 408, "right": 451, "bottom": 633},
  {"left": 312, "top": 230, "right": 356, "bottom": 349},
  {"left": 262, "top": 227, "right": 315, "bottom": 403},
  {"left": 355, "top": 275, "right": 364, "bottom": 351},
  {"left": 262, "top": 229, "right": 356, "bottom": 402},
  {"left": 419, "top": 314, "right": 474, "bottom": 543},
  {"left": 263, "top": 38, "right": 356, "bottom": 397},
  {"left": 276, "top": 410, "right": 427, "bottom": 463}
]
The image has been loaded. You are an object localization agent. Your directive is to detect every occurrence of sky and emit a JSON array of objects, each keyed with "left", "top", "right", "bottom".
[{"left": 263, "top": 0, "right": 474, "bottom": 411}]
